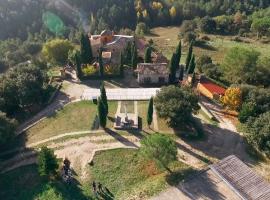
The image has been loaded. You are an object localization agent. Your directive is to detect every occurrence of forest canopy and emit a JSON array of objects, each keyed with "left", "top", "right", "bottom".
[{"left": 1, "top": 0, "right": 270, "bottom": 40}]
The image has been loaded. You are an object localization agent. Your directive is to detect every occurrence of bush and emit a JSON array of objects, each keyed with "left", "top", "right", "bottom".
[
  {"left": 199, "top": 16, "right": 216, "bottom": 33},
  {"left": 104, "top": 65, "right": 119, "bottom": 75},
  {"left": 82, "top": 64, "right": 98, "bottom": 76},
  {"left": 0, "top": 112, "right": 17, "bottom": 147},
  {"left": 140, "top": 134, "right": 177, "bottom": 171},
  {"left": 245, "top": 112, "right": 270, "bottom": 155},
  {"left": 135, "top": 22, "right": 149, "bottom": 36},
  {"left": 38, "top": 147, "right": 59, "bottom": 178},
  {"left": 183, "top": 31, "right": 196, "bottom": 44}
]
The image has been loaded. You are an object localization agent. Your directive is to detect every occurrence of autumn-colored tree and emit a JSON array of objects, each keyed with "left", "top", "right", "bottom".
[
  {"left": 221, "top": 87, "right": 242, "bottom": 111},
  {"left": 169, "top": 6, "right": 177, "bottom": 19}
]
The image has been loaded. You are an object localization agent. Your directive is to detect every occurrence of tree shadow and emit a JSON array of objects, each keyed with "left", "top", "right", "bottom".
[
  {"left": 16, "top": 90, "right": 71, "bottom": 135},
  {"left": 97, "top": 187, "right": 115, "bottom": 200},
  {"left": 174, "top": 168, "right": 232, "bottom": 200},
  {"left": 52, "top": 177, "right": 92, "bottom": 200},
  {"left": 0, "top": 164, "right": 93, "bottom": 200},
  {"left": 183, "top": 123, "right": 256, "bottom": 166},
  {"left": 165, "top": 168, "right": 197, "bottom": 186},
  {"left": 108, "top": 116, "right": 115, "bottom": 123},
  {"left": 104, "top": 128, "right": 138, "bottom": 148},
  {"left": 194, "top": 43, "right": 217, "bottom": 51}
]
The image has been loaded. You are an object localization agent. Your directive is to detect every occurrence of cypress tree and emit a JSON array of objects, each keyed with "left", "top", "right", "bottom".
[
  {"left": 185, "top": 40, "right": 194, "bottom": 71},
  {"left": 80, "top": 34, "right": 93, "bottom": 64},
  {"left": 75, "top": 52, "right": 83, "bottom": 79},
  {"left": 187, "top": 54, "right": 196, "bottom": 74},
  {"left": 179, "top": 65, "right": 184, "bottom": 81},
  {"left": 147, "top": 97, "right": 154, "bottom": 127},
  {"left": 144, "top": 47, "right": 152, "bottom": 63},
  {"left": 97, "top": 98, "right": 107, "bottom": 128},
  {"left": 100, "top": 82, "right": 108, "bottom": 115},
  {"left": 169, "top": 53, "right": 177, "bottom": 83},
  {"left": 131, "top": 45, "right": 138, "bottom": 69},
  {"left": 191, "top": 72, "right": 196, "bottom": 86},
  {"left": 120, "top": 52, "right": 124, "bottom": 77},
  {"left": 99, "top": 49, "right": 104, "bottom": 77},
  {"left": 175, "top": 41, "right": 182, "bottom": 66}
]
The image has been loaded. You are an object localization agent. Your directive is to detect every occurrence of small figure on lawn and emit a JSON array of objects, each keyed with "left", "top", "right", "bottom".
[
  {"left": 63, "top": 157, "right": 71, "bottom": 175},
  {"left": 92, "top": 181, "right": 97, "bottom": 193},
  {"left": 98, "top": 182, "right": 103, "bottom": 193}
]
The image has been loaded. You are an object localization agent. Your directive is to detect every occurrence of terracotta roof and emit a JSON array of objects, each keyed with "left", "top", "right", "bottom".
[
  {"left": 199, "top": 78, "right": 226, "bottom": 95},
  {"left": 136, "top": 63, "right": 169, "bottom": 75}
]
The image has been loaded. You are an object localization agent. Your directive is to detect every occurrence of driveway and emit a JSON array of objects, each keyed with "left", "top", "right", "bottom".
[{"left": 200, "top": 97, "right": 236, "bottom": 132}]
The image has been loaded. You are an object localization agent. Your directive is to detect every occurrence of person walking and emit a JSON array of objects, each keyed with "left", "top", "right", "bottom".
[
  {"left": 98, "top": 182, "right": 103, "bottom": 193},
  {"left": 92, "top": 181, "right": 96, "bottom": 193}
]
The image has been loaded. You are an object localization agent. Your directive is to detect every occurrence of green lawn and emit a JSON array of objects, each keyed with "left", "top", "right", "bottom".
[
  {"left": 137, "top": 101, "right": 173, "bottom": 133},
  {"left": 25, "top": 101, "right": 98, "bottom": 144},
  {"left": 146, "top": 27, "right": 270, "bottom": 64},
  {"left": 90, "top": 148, "right": 193, "bottom": 199},
  {"left": 107, "top": 101, "right": 118, "bottom": 128},
  {"left": 0, "top": 149, "right": 193, "bottom": 200},
  {"left": 23, "top": 101, "right": 117, "bottom": 145}
]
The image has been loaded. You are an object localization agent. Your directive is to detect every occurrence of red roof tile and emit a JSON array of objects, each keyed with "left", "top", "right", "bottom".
[{"left": 200, "top": 78, "right": 226, "bottom": 95}]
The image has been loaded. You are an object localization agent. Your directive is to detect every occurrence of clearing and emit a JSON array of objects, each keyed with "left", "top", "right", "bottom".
[{"left": 145, "top": 26, "right": 270, "bottom": 63}]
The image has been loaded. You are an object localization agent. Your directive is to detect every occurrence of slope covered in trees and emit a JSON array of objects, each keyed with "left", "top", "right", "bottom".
[{"left": 1, "top": 0, "right": 270, "bottom": 40}]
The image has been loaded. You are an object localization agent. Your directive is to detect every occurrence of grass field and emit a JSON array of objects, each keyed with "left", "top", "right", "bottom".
[
  {"left": 21, "top": 101, "right": 117, "bottom": 145},
  {"left": 145, "top": 27, "right": 270, "bottom": 64},
  {"left": 137, "top": 101, "right": 172, "bottom": 132},
  {"left": 0, "top": 149, "right": 193, "bottom": 200},
  {"left": 90, "top": 148, "right": 193, "bottom": 199}
]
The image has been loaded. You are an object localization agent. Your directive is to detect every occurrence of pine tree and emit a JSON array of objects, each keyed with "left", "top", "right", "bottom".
[
  {"left": 169, "top": 53, "right": 177, "bottom": 83},
  {"left": 131, "top": 45, "right": 138, "bottom": 69},
  {"left": 147, "top": 97, "right": 154, "bottom": 127},
  {"left": 187, "top": 54, "right": 196, "bottom": 74},
  {"left": 99, "top": 49, "right": 104, "bottom": 77},
  {"left": 37, "top": 147, "right": 58, "bottom": 177},
  {"left": 120, "top": 52, "right": 124, "bottom": 77},
  {"left": 98, "top": 98, "right": 107, "bottom": 128},
  {"left": 80, "top": 34, "right": 93, "bottom": 64},
  {"left": 100, "top": 82, "right": 108, "bottom": 115},
  {"left": 75, "top": 52, "right": 83, "bottom": 79},
  {"left": 144, "top": 47, "right": 152, "bottom": 63},
  {"left": 175, "top": 41, "right": 182, "bottom": 66},
  {"left": 185, "top": 40, "right": 194, "bottom": 71}
]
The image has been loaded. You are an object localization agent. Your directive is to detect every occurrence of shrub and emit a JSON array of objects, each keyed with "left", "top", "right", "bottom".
[
  {"left": 82, "top": 64, "right": 98, "bottom": 76},
  {"left": 140, "top": 134, "right": 177, "bottom": 171},
  {"left": 38, "top": 147, "right": 59, "bottom": 178}
]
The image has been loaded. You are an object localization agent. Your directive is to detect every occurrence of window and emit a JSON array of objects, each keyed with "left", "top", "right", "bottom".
[
  {"left": 144, "top": 77, "right": 151, "bottom": 84},
  {"left": 159, "top": 77, "right": 165, "bottom": 83}
]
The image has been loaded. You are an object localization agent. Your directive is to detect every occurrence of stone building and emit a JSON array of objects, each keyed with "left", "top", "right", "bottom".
[
  {"left": 89, "top": 30, "right": 134, "bottom": 59},
  {"left": 136, "top": 63, "right": 169, "bottom": 85}
]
